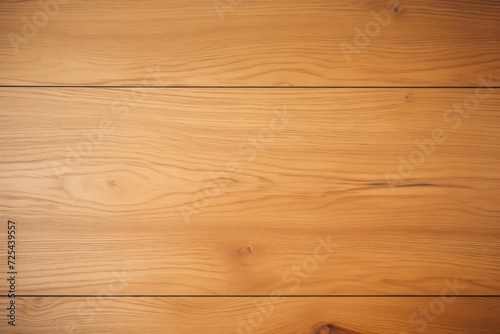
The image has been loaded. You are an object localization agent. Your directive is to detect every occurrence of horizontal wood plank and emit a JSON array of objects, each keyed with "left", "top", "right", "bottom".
[
  {"left": 0, "top": 0, "right": 499, "bottom": 86},
  {"left": 0, "top": 88, "right": 499, "bottom": 295},
  {"left": 1, "top": 297, "right": 499, "bottom": 333}
]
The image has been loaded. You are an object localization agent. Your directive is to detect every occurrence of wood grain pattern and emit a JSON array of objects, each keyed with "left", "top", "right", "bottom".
[
  {"left": 1, "top": 88, "right": 499, "bottom": 295},
  {"left": 1, "top": 297, "right": 498, "bottom": 333},
  {"left": 0, "top": 0, "right": 499, "bottom": 86}
]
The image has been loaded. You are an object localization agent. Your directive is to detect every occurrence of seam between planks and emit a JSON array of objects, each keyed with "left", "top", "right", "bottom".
[{"left": 1, "top": 86, "right": 500, "bottom": 89}]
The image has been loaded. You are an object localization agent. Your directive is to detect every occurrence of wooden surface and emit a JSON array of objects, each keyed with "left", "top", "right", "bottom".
[
  {"left": 1, "top": 88, "right": 499, "bottom": 297},
  {"left": 0, "top": 0, "right": 499, "bottom": 86},
  {"left": 1, "top": 1, "right": 500, "bottom": 333},
  {"left": 4, "top": 297, "right": 500, "bottom": 333}
]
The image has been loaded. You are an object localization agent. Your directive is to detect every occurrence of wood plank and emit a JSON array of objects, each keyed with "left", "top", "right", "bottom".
[
  {"left": 1, "top": 88, "right": 499, "bottom": 295},
  {"left": 2, "top": 297, "right": 499, "bottom": 333},
  {"left": 0, "top": 0, "right": 499, "bottom": 86}
]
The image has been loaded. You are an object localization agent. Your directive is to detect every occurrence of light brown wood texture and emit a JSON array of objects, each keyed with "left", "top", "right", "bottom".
[
  {"left": 1, "top": 0, "right": 499, "bottom": 86},
  {"left": 3, "top": 297, "right": 499, "bottom": 333},
  {"left": 1, "top": 88, "right": 499, "bottom": 295},
  {"left": 2, "top": 1, "right": 499, "bottom": 333}
]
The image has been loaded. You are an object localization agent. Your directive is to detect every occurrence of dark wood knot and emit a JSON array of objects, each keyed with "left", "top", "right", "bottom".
[
  {"left": 235, "top": 245, "right": 253, "bottom": 256},
  {"left": 312, "top": 323, "right": 360, "bottom": 334},
  {"left": 316, "top": 324, "right": 336, "bottom": 334},
  {"left": 388, "top": 0, "right": 403, "bottom": 14}
]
